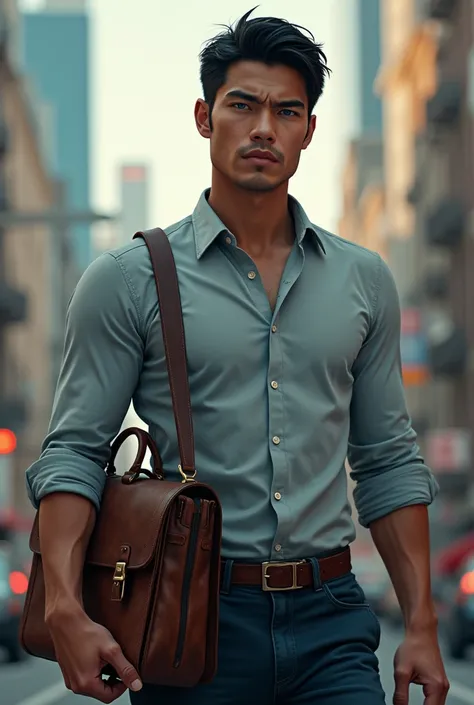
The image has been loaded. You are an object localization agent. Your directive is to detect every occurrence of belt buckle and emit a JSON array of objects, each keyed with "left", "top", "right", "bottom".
[{"left": 261, "top": 560, "right": 304, "bottom": 591}]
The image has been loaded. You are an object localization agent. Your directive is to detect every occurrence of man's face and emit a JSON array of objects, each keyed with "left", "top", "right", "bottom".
[{"left": 195, "top": 60, "right": 316, "bottom": 192}]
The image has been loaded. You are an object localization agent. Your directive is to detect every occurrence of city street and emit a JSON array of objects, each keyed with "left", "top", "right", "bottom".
[
  {"left": 2, "top": 622, "right": 474, "bottom": 705},
  {"left": 2, "top": 0, "right": 473, "bottom": 703}
]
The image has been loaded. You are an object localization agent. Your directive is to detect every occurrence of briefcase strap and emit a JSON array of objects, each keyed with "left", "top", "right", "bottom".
[{"left": 133, "top": 228, "right": 195, "bottom": 476}]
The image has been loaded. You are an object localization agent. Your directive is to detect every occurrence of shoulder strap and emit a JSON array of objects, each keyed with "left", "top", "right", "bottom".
[{"left": 133, "top": 228, "right": 195, "bottom": 474}]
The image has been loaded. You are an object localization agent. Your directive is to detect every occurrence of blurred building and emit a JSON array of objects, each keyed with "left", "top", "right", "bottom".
[
  {"left": 377, "top": 0, "right": 474, "bottom": 547},
  {"left": 118, "top": 163, "right": 150, "bottom": 246},
  {"left": 339, "top": 136, "right": 386, "bottom": 257},
  {"left": 21, "top": 0, "right": 92, "bottom": 272},
  {"left": 340, "top": 0, "right": 474, "bottom": 547},
  {"left": 0, "top": 0, "right": 56, "bottom": 520},
  {"left": 340, "top": 0, "right": 474, "bottom": 548},
  {"left": 374, "top": 0, "right": 438, "bottom": 459},
  {"left": 339, "top": 0, "right": 386, "bottom": 259}
]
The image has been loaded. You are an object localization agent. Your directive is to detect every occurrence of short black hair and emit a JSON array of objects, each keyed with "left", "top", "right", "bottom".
[{"left": 199, "top": 7, "right": 331, "bottom": 119}]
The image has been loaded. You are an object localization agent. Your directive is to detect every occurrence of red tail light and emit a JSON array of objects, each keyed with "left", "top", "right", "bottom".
[
  {"left": 9, "top": 571, "right": 28, "bottom": 595},
  {"left": 460, "top": 570, "right": 474, "bottom": 595}
]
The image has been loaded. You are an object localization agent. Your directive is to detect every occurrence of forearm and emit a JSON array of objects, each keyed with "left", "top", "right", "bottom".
[
  {"left": 369, "top": 504, "right": 436, "bottom": 632},
  {"left": 39, "top": 492, "right": 96, "bottom": 623}
]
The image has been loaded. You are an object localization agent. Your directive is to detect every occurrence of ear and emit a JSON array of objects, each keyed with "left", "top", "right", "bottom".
[
  {"left": 194, "top": 99, "right": 211, "bottom": 139},
  {"left": 302, "top": 114, "right": 317, "bottom": 150}
]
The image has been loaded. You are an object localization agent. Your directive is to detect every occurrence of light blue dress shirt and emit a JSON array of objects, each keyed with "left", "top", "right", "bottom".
[{"left": 26, "top": 189, "right": 438, "bottom": 560}]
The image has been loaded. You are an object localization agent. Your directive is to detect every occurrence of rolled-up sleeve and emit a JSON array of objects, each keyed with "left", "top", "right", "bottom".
[
  {"left": 348, "top": 255, "right": 439, "bottom": 528},
  {"left": 26, "top": 253, "right": 144, "bottom": 511}
]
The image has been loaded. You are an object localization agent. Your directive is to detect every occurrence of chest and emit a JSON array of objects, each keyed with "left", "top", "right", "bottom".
[
  {"left": 145, "top": 247, "right": 372, "bottom": 391},
  {"left": 252, "top": 253, "right": 289, "bottom": 311}
]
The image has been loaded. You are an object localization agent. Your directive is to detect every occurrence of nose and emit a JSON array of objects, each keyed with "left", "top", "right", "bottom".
[{"left": 249, "top": 110, "right": 276, "bottom": 144}]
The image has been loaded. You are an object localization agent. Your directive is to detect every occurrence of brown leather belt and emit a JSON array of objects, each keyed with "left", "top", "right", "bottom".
[{"left": 224, "top": 547, "right": 351, "bottom": 592}]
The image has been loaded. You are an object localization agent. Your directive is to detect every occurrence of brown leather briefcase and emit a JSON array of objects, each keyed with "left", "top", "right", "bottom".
[{"left": 19, "top": 228, "right": 223, "bottom": 687}]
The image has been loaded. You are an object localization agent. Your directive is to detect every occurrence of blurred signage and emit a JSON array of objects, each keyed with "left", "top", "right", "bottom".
[
  {"left": 400, "top": 308, "right": 429, "bottom": 386},
  {"left": 425, "top": 428, "right": 471, "bottom": 474}
]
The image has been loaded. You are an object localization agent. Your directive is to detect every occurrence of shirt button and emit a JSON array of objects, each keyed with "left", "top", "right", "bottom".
[
  {"left": 275, "top": 544, "right": 282, "bottom": 552},
  {"left": 247, "top": 271, "right": 256, "bottom": 280},
  {"left": 274, "top": 492, "right": 282, "bottom": 501},
  {"left": 272, "top": 436, "right": 280, "bottom": 445},
  {"left": 271, "top": 325, "right": 278, "bottom": 333},
  {"left": 225, "top": 236, "right": 232, "bottom": 245},
  {"left": 271, "top": 380, "right": 279, "bottom": 390}
]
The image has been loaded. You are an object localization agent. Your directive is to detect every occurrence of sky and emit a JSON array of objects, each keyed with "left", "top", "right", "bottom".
[{"left": 22, "top": 0, "right": 360, "bottom": 234}]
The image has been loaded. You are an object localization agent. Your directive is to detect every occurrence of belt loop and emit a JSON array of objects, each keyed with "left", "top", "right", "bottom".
[
  {"left": 220, "top": 559, "right": 234, "bottom": 595},
  {"left": 309, "top": 557, "right": 322, "bottom": 592}
]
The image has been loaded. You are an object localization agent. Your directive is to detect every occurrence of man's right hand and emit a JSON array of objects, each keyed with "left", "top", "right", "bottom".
[
  {"left": 38, "top": 494, "right": 143, "bottom": 701},
  {"left": 47, "top": 606, "right": 143, "bottom": 703}
]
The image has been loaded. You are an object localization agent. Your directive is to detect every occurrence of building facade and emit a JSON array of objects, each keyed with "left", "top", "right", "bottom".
[
  {"left": 118, "top": 163, "right": 151, "bottom": 246},
  {"left": 339, "top": 0, "right": 386, "bottom": 260},
  {"left": 375, "top": 0, "right": 438, "bottom": 433},
  {"left": 377, "top": 0, "right": 474, "bottom": 547},
  {"left": 417, "top": 0, "right": 474, "bottom": 538},
  {"left": 21, "top": 0, "right": 92, "bottom": 272},
  {"left": 339, "top": 136, "right": 386, "bottom": 258},
  {"left": 340, "top": 0, "right": 474, "bottom": 547},
  {"left": 0, "top": 0, "right": 56, "bottom": 520}
]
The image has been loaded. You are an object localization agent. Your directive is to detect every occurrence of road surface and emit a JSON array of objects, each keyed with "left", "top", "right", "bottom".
[{"left": 1, "top": 622, "right": 474, "bottom": 705}]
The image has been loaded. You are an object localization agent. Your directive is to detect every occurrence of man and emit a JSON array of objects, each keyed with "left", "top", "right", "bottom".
[{"left": 26, "top": 9, "right": 449, "bottom": 705}]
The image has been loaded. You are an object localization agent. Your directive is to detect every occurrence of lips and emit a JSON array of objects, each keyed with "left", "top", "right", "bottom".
[{"left": 243, "top": 150, "right": 279, "bottom": 163}]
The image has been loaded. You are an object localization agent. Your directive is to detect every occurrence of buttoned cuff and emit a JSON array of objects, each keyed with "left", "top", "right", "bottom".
[
  {"left": 26, "top": 449, "right": 106, "bottom": 512},
  {"left": 353, "top": 462, "right": 439, "bottom": 528}
]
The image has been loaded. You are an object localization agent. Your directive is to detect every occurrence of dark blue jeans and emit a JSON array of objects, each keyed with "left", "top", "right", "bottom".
[{"left": 130, "top": 558, "right": 386, "bottom": 705}]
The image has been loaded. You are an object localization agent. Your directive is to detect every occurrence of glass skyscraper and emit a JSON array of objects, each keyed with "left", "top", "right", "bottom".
[{"left": 21, "top": 0, "right": 92, "bottom": 272}]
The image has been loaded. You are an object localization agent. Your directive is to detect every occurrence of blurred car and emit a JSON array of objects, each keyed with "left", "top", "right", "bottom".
[
  {"left": 0, "top": 544, "right": 29, "bottom": 663},
  {"left": 351, "top": 551, "right": 390, "bottom": 615},
  {"left": 433, "top": 531, "right": 474, "bottom": 579},
  {"left": 445, "top": 553, "right": 474, "bottom": 660}
]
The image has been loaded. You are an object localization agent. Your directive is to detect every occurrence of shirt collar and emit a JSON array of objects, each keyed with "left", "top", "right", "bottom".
[{"left": 192, "top": 189, "right": 326, "bottom": 259}]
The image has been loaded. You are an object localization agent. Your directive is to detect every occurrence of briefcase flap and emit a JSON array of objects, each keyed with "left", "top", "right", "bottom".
[{"left": 28, "top": 477, "right": 208, "bottom": 571}]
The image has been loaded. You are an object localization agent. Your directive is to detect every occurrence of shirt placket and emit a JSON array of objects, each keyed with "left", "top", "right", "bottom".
[
  {"left": 220, "top": 235, "right": 306, "bottom": 560},
  {"left": 267, "top": 244, "right": 305, "bottom": 560},
  {"left": 220, "top": 234, "right": 271, "bottom": 320}
]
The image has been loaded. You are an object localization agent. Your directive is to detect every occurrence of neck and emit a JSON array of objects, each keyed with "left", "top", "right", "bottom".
[{"left": 208, "top": 172, "right": 294, "bottom": 256}]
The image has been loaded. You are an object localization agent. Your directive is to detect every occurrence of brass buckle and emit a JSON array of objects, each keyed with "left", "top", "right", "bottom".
[
  {"left": 112, "top": 561, "right": 127, "bottom": 601},
  {"left": 178, "top": 464, "right": 197, "bottom": 484},
  {"left": 262, "top": 561, "right": 304, "bottom": 591}
]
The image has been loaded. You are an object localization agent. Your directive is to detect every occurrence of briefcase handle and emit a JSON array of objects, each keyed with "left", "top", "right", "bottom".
[
  {"left": 133, "top": 228, "right": 196, "bottom": 481},
  {"left": 107, "top": 427, "right": 164, "bottom": 483}
]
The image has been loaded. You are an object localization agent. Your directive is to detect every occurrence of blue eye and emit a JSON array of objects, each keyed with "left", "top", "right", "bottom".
[
  {"left": 280, "top": 109, "right": 297, "bottom": 117},
  {"left": 231, "top": 103, "right": 250, "bottom": 110}
]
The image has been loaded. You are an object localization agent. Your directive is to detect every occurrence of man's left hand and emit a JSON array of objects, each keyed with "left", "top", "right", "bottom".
[{"left": 393, "top": 626, "right": 449, "bottom": 705}]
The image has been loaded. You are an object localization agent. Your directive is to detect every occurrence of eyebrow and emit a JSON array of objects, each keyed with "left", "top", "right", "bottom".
[{"left": 225, "top": 89, "right": 306, "bottom": 110}]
